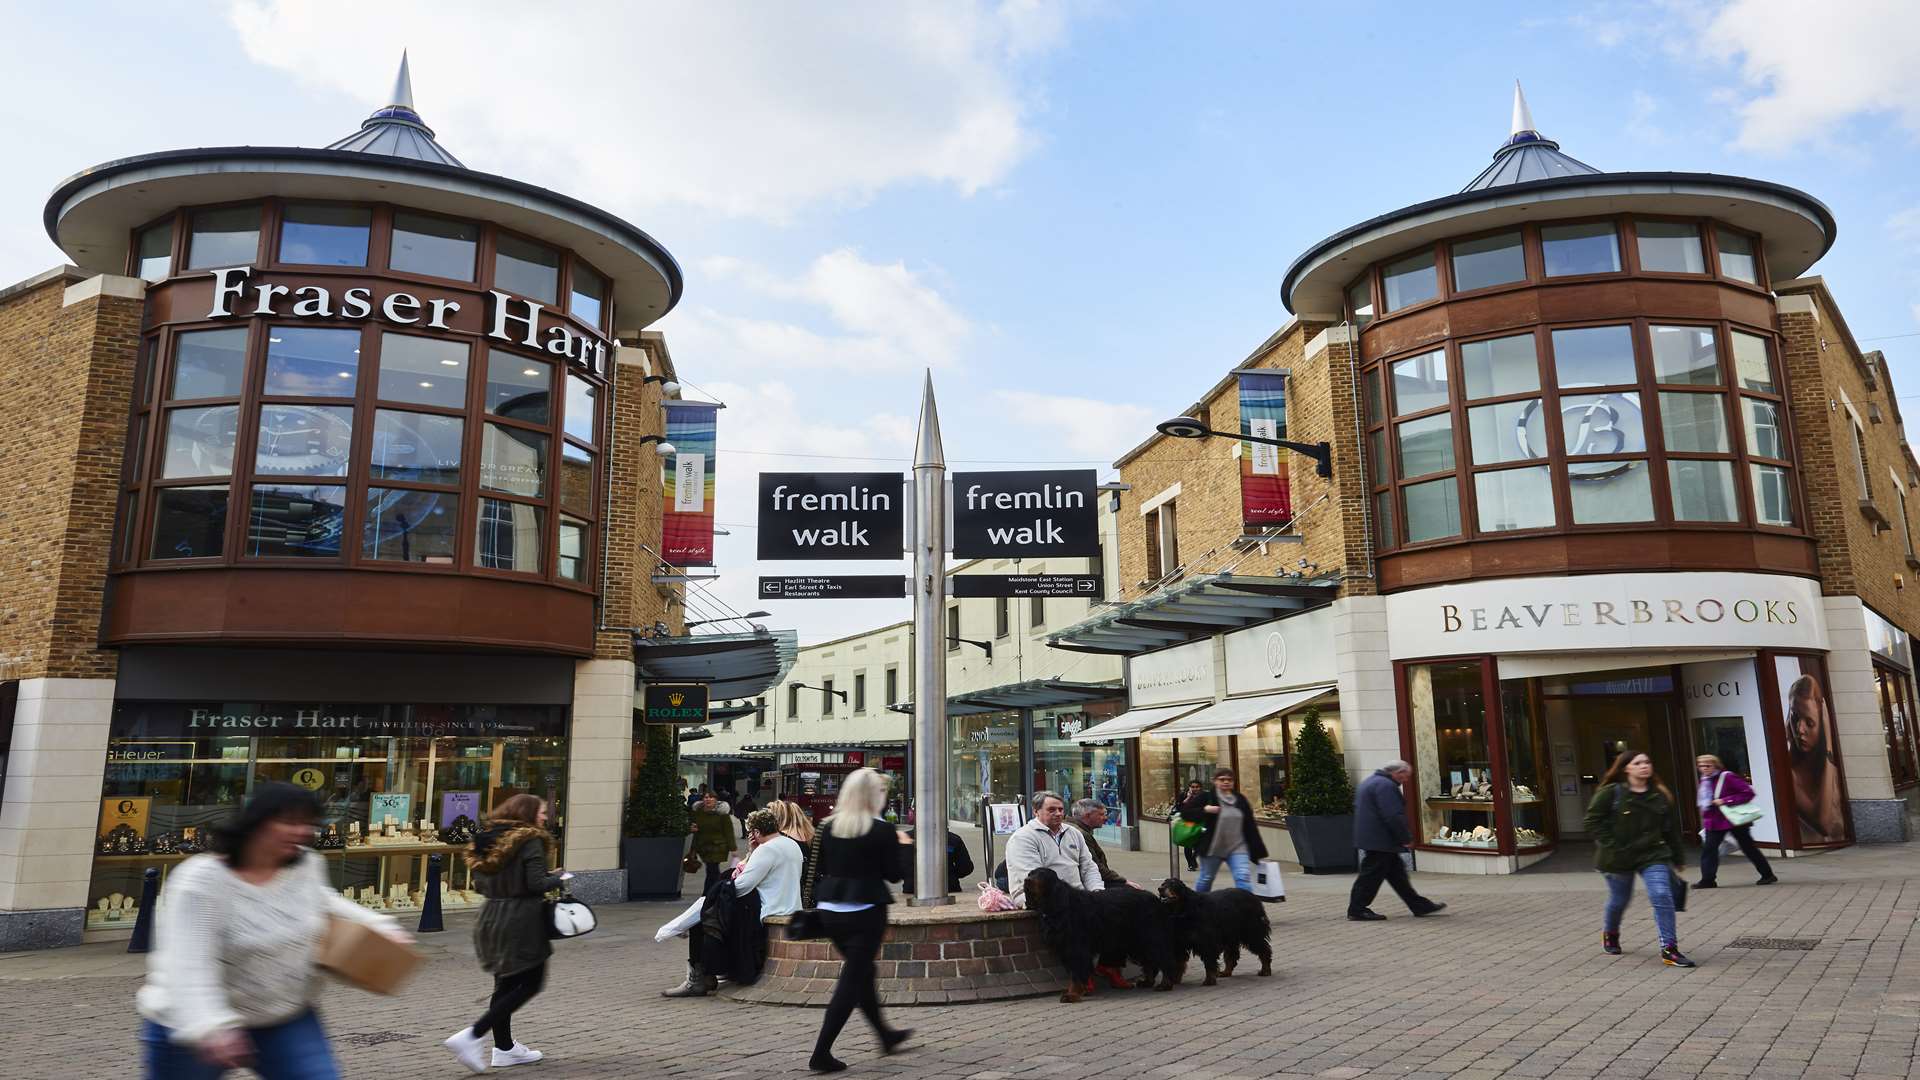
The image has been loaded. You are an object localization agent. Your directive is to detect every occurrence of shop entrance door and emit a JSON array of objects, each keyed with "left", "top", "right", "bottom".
[{"left": 1540, "top": 668, "right": 1698, "bottom": 840}]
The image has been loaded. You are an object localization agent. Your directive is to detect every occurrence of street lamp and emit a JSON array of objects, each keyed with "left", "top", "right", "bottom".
[
  {"left": 637, "top": 434, "right": 677, "bottom": 455},
  {"left": 683, "top": 611, "right": 771, "bottom": 629},
  {"left": 948, "top": 636, "right": 993, "bottom": 660},
  {"left": 792, "top": 683, "right": 849, "bottom": 703},
  {"left": 1156, "top": 417, "right": 1332, "bottom": 478}
]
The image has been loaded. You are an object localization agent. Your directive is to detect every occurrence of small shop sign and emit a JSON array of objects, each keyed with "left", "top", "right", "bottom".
[{"left": 642, "top": 683, "right": 710, "bottom": 726}]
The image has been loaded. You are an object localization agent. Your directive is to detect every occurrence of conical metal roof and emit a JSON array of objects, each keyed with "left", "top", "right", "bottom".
[
  {"left": 324, "top": 51, "right": 465, "bottom": 168},
  {"left": 1460, "top": 81, "right": 1598, "bottom": 192}
]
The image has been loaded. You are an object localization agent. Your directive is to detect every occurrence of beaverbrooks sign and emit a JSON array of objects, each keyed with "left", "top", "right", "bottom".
[
  {"left": 641, "top": 683, "right": 709, "bottom": 726},
  {"left": 1384, "top": 571, "right": 1828, "bottom": 660}
]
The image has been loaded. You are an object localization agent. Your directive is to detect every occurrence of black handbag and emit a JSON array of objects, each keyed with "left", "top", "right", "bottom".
[
  {"left": 785, "top": 831, "right": 829, "bottom": 940},
  {"left": 1670, "top": 874, "right": 1689, "bottom": 913}
]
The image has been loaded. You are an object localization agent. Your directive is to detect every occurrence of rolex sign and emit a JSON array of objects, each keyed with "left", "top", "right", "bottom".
[{"left": 642, "top": 683, "right": 710, "bottom": 726}]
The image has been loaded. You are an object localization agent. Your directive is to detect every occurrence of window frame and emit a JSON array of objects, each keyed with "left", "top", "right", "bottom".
[
  {"left": 273, "top": 200, "right": 375, "bottom": 270},
  {"left": 1625, "top": 216, "right": 1711, "bottom": 279}
]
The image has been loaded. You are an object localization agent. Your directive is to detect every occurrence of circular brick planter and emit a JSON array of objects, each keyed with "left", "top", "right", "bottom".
[{"left": 721, "top": 905, "right": 1069, "bottom": 1007}]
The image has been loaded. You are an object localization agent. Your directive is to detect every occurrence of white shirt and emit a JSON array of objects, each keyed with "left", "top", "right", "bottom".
[
  {"left": 732, "top": 833, "right": 804, "bottom": 919},
  {"left": 1004, "top": 817, "right": 1105, "bottom": 899},
  {"left": 137, "top": 851, "right": 397, "bottom": 1043}
]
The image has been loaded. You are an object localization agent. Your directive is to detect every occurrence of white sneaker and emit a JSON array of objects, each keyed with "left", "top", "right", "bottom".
[
  {"left": 493, "top": 1043, "right": 545, "bottom": 1067},
  {"left": 443, "top": 1028, "right": 488, "bottom": 1074}
]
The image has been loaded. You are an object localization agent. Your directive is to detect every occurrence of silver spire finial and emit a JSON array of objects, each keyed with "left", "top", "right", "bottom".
[
  {"left": 390, "top": 51, "right": 415, "bottom": 111},
  {"left": 913, "top": 370, "right": 945, "bottom": 467},
  {"left": 1511, "top": 80, "right": 1536, "bottom": 137}
]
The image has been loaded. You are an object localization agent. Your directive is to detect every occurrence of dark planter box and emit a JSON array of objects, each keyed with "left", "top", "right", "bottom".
[
  {"left": 623, "top": 836, "right": 687, "bottom": 900},
  {"left": 1287, "top": 813, "right": 1358, "bottom": 874}
]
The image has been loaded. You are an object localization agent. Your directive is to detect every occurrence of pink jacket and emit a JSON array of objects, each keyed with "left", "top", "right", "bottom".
[{"left": 1698, "top": 770, "right": 1757, "bottom": 832}]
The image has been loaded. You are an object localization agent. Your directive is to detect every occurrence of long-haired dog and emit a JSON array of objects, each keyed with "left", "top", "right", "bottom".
[
  {"left": 1158, "top": 878, "right": 1273, "bottom": 986},
  {"left": 1023, "top": 868, "right": 1180, "bottom": 1002}
]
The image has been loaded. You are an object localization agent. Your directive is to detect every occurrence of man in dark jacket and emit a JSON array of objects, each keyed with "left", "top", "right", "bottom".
[
  {"left": 1067, "top": 799, "right": 1128, "bottom": 888},
  {"left": 1348, "top": 761, "right": 1446, "bottom": 921}
]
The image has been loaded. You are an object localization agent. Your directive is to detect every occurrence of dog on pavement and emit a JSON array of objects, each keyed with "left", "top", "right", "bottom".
[
  {"left": 1158, "top": 877, "right": 1273, "bottom": 986},
  {"left": 1023, "top": 868, "right": 1180, "bottom": 1001}
]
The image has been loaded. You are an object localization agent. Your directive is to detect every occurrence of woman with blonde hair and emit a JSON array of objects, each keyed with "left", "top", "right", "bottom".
[
  {"left": 766, "top": 798, "right": 816, "bottom": 845},
  {"left": 1584, "top": 751, "right": 1693, "bottom": 968},
  {"left": 808, "top": 768, "right": 912, "bottom": 1072},
  {"left": 1694, "top": 754, "right": 1776, "bottom": 888}
]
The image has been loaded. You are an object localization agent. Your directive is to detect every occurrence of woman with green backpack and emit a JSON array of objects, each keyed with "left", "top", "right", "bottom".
[{"left": 1583, "top": 750, "right": 1695, "bottom": 968}]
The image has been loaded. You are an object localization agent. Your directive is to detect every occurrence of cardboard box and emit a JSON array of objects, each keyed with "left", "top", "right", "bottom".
[{"left": 316, "top": 917, "right": 421, "bottom": 995}]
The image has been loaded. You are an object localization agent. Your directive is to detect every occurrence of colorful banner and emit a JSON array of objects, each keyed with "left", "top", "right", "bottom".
[
  {"left": 1238, "top": 371, "right": 1291, "bottom": 528},
  {"left": 662, "top": 402, "right": 719, "bottom": 566}
]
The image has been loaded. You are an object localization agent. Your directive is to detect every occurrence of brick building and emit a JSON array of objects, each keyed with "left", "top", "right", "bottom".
[
  {"left": 1053, "top": 87, "right": 1915, "bottom": 873},
  {"left": 0, "top": 62, "right": 788, "bottom": 949}
]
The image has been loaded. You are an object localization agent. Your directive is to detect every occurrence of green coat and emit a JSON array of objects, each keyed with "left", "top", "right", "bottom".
[
  {"left": 1584, "top": 783, "right": 1685, "bottom": 874},
  {"left": 471, "top": 825, "right": 562, "bottom": 977},
  {"left": 690, "top": 804, "right": 737, "bottom": 864}
]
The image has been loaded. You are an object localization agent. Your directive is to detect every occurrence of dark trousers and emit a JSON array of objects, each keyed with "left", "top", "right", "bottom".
[
  {"left": 813, "top": 906, "right": 890, "bottom": 1060},
  {"left": 1348, "top": 849, "right": 1439, "bottom": 916},
  {"left": 1699, "top": 825, "right": 1773, "bottom": 884},
  {"left": 471, "top": 963, "right": 547, "bottom": 1051},
  {"left": 1183, "top": 845, "right": 1200, "bottom": 871},
  {"left": 703, "top": 860, "right": 724, "bottom": 893}
]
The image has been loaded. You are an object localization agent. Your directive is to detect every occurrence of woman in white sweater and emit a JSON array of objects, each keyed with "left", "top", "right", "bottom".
[
  {"left": 662, "top": 807, "right": 803, "bottom": 997},
  {"left": 138, "top": 783, "right": 408, "bottom": 1078}
]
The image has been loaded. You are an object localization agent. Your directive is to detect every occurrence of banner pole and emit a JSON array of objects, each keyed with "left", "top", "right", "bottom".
[{"left": 910, "top": 372, "right": 953, "bottom": 905}]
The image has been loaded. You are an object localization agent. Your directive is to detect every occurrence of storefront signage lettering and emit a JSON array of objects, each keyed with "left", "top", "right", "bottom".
[
  {"left": 1685, "top": 679, "right": 1740, "bottom": 700},
  {"left": 203, "top": 266, "right": 609, "bottom": 377},
  {"left": 756, "top": 472, "right": 905, "bottom": 560},
  {"left": 189, "top": 707, "right": 381, "bottom": 730},
  {"left": 1384, "top": 572, "right": 1829, "bottom": 660},
  {"left": 1128, "top": 637, "right": 1216, "bottom": 707},
  {"left": 1055, "top": 713, "right": 1087, "bottom": 739},
  {"left": 111, "top": 702, "right": 565, "bottom": 739},
  {"left": 1225, "top": 607, "right": 1334, "bottom": 697},
  {"left": 642, "top": 683, "right": 710, "bottom": 726},
  {"left": 950, "top": 469, "right": 1099, "bottom": 557}
]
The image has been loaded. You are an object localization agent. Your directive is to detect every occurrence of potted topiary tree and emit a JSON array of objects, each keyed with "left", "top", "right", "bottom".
[
  {"left": 623, "top": 724, "right": 691, "bottom": 899},
  {"left": 1284, "top": 707, "right": 1358, "bottom": 874}
]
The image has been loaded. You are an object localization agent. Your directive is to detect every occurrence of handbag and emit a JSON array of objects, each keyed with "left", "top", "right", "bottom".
[
  {"left": 1169, "top": 814, "right": 1205, "bottom": 849},
  {"left": 682, "top": 851, "right": 702, "bottom": 874},
  {"left": 1250, "top": 859, "right": 1286, "bottom": 902},
  {"left": 785, "top": 830, "right": 830, "bottom": 940},
  {"left": 1670, "top": 873, "right": 1689, "bottom": 913},
  {"left": 976, "top": 880, "right": 1018, "bottom": 912},
  {"left": 1713, "top": 772, "right": 1766, "bottom": 828},
  {"left": 546, "top": 891, "right": 597, "bottom": 939}
]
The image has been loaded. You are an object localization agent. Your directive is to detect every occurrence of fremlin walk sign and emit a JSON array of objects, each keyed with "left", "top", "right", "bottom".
[
  {"left": 756, "top": 472, "right": 906, "bottom": 560},
  {"left": 951, "top": 469, "right": 1099, "bottom": 558}
]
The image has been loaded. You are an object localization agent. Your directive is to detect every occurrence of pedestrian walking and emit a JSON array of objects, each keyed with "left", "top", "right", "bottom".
[
  {"left": 137, "top": 782, "right": 410, "bottom": 1079},
  {"left": 734, "top": 788, "right": 758, "bottom": 839},
  {"left": 1694, "top": 754, "right": 1777, "bottom": 888},
  {"left": 1186, "top": 769, "right": 1267, "bottom": 893},
  {"left": 808, "top": 768, "right": 913, "bottom": 1073},
  {"left": 1176, "top": 780, "right": 1205, "bottom": 871},
  {"left": 1586, "top": 750, "right": 1695, "bottom": 967},
  {"left": 1347, "top": 760, "right": 1446, "bottom": 921},
  {"left": 690, "top": 789, "right": 737, "bottom": 893},
  {"left": 444, "top": 795, "right": 569, "bottom": 1072}
]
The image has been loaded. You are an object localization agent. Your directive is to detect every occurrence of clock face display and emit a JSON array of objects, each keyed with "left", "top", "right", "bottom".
[{"left": 255, "top": 404, "right": 354, "bottom": 477}]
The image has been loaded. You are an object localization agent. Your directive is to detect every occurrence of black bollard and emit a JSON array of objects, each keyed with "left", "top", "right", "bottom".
[
  {"left": 127, "top": 867, "right": 160, "bottom": 954},
  {"left": 417, "top": 854, "right": 445, "bottom": 933}
]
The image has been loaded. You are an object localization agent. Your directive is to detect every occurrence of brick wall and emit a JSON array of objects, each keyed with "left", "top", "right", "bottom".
[
  {"left": 594, "top": 335, "right": 682, "bottom": 659},
  {"left": 0, "top": 272, "right": 141, "bottom": 683},
  {"left": 1776, "top": 281, "right": 1920, "bottom": 634},
  {"left": 1112, "top": 320, "right": 1372, "bottom": 601}
]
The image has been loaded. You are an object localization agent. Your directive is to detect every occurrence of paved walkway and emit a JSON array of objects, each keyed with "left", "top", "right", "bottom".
[{"left": 2, "top": 842, "right": 1915, "bottom": 1079}]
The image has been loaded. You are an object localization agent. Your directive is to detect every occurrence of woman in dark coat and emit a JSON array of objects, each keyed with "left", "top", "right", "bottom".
[
  {"left": 444, "top": 795, "right": 566, "bottom": 1073},
  {"left": 1584, "top": 750, "right": 1693, "bottom": 968},
  {"left": 809, "top": 768, "right": 912, "bottom": 1073},
  {"left": 1187, "top": 768, "right": 1268, "bottom": 893}
]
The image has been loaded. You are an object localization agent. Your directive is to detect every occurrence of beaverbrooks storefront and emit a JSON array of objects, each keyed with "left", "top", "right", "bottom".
[{"left": 1384, "top": 571, "right": 1853, "bottom": 873}]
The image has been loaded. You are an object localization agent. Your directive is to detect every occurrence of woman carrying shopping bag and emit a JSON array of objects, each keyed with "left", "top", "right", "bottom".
[
  {"left": 1584, "top": 750, "right": 1694, "bottom": 968},
  {"left": 1694, "top": 755, "right": 1777, "bottom": 889}
]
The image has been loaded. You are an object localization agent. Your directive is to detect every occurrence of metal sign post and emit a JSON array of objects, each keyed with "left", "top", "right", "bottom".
[{"left": 910, "top": 374, "right": 953, "bottom": 905}]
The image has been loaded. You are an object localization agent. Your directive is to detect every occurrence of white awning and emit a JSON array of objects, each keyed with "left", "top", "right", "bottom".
[
  {"left": 1069, "top": 701, "right": 1205, "bottom": 742},
  {"left": 1147, "top": 684, "right": 1336, "bottom": 739}
]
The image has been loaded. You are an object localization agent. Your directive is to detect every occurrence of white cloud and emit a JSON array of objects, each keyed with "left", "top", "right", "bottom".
[
  {"left": 994, "top": 390, "right": 1157, "bottom": 464},
  {"left": 1700, "top": 0, "right": 1920, "bottom": 152},
  {"left": 227, "top": 1, "right": 1069, "bottom": 221}
]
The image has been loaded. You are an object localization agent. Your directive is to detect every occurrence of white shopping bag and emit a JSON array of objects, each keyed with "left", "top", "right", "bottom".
[
  {"left": 1251, "top": 859, "right": 1287, "bottom": 902},
  {"left": 653, "top": 896, "right": 705, "bottom": 942}
]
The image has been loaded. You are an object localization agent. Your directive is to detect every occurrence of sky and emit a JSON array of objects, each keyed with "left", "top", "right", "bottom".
[{"left": 4, "top": 0, "right": 1919, "bottom": 645}]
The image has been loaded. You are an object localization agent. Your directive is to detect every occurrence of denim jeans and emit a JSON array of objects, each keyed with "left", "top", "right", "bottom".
[
  {"left": 1603, "top": 863, "right": 1677, "bottom": 947},
  {"left": 1193, "top": 850, "right": 1253, "bottom": 892},
  {"left": 141, "top": 1009, "right": 338, "bottom": 1080}
]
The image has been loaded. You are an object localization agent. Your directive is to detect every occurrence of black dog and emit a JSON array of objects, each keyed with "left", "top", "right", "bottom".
[
  {"left": 1158, "top": 878, "right": 1273, "bottom": 986},
  {"left": 1024, "top": 868, "right": 1180, "bottom": 1002}
]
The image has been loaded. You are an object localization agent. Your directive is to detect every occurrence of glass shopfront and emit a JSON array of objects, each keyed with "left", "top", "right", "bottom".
[
  {"left": 1031, "top": 701, "right": 1127, "bottom": 841},
  {"left": 949, "top": 711, "right": 1021, "bottom": 822},
  {"left": 87, "top": 701, "right": 566, "bottom": 932}
]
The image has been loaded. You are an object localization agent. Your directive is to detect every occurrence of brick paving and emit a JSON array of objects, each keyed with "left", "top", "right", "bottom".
[{"left": 1, "top": 843, "right": 1915, "bottom": 1080}]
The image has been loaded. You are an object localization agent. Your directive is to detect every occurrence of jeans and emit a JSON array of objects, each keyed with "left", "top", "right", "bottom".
[
  {"left": 812, "top": 906, "right": 890, "bottom": 1060},
  {"left": 1603, "top": 863, "right": 1678, "bottom": 947},
  {"left": 1348, "top": 849, "right": 1440, "bottom": 915},
  {"left": 141, "top": 1010, "right": 338, "bottom": 1080},
  {"left": 472, "top": 963, "right": 547, "bottom": 1051},
  {"left": 1699, "top": 825, "right": 1773, "bottom": 884},
  {"left": 1193, "top": 850, "right": 1253, "bottom": 892}
]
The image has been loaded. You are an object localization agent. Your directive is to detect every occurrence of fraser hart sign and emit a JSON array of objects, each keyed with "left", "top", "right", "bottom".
[{"left": 1384, "top": 572, "right": 1828, "bottom": 660}]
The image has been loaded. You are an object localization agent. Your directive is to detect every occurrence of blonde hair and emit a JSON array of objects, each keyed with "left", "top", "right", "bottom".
[
  {"left": 825, "top": 768, "right": 887, "bottom": 840},
  {"left": 765, "top": 799, "right": 814, "bottom": 843},
  {"left": 1696, "top": 754, "right": 1725, "bottom": 771}
]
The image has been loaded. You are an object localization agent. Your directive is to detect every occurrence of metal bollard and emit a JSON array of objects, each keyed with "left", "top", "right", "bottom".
[
  {"left": 1167, "top": 818, "right": 1180, "bottom": 883},
  {"left": 417, "top": 854, "right": 445, "bottom": 933},
  {"left": 127, "top": 867, "right": 160, "bottom": 954}
]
